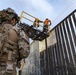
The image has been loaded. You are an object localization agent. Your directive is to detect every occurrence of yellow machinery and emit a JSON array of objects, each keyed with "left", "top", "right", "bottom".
[
  {"left": 20, "top": 11, "right": 45, "bottom": 29},
  {"left": 20, "top": 11, "right": 34, "bottom": 23}
]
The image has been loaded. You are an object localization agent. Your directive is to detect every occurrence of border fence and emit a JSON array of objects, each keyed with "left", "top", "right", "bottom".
[{"left": 40, "top": 9, "right": 76, "bottom": 75}]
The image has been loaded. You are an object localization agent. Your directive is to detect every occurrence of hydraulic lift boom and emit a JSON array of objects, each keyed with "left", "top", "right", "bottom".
[
  {"left": 19, "top": 11, "right": 49, "bottom": 41},
  {"left": 19, "top": 23, "right": 49, "bottom": 41}
]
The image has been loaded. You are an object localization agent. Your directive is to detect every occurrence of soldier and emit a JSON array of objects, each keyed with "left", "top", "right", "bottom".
[{"left": 0, "top": 8, "right": 30, "bottom": 75}]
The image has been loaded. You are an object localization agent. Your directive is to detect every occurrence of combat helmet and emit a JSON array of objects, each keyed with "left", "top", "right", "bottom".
[
  {"left": 5, "top": 8, "right": 20, "bottom": 23},
  {"left": 0, "top": 8, "right": 20, "bottom": 24}
]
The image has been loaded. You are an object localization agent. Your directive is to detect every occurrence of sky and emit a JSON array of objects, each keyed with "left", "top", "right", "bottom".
[{"left": 0, "top": 0, "right": 76, "bottom": 30}]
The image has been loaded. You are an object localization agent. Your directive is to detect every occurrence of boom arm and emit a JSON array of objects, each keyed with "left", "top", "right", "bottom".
[{"left": 19, "top": 23, "right": 49, "bottom": 41}]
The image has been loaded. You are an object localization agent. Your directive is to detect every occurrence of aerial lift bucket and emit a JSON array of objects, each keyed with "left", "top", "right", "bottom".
[{"left": 20, "top": 11, "right": 50, "bottom": 30}]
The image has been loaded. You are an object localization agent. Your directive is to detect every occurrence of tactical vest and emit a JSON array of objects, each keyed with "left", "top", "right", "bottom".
[
  {"left": 0, "top": 23, "right": 30, "bottom": 58},
  {"left": 0, "top": 23, "right": 18, "bottom": 56},
  {"left": 0, "top": 23, "right": 30, "bottom": 75}
]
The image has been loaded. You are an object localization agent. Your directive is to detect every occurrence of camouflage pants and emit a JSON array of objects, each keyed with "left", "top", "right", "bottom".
[{"left": 0, "top": 61, "right": 16, "bottom": 75}]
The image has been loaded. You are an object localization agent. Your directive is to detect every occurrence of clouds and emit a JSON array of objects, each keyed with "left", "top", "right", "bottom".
[
  {"left": 26, "top": 0, "right": 53, "bottom": 13},
  {"left": 0, "top": 0, "right": 75, "bottom": 28},
  {"left": 19, "top": 0, "right": 54, "bottom": 20},
  {"left": 0, "top": 0, "right": 54, "bottom": 27}
]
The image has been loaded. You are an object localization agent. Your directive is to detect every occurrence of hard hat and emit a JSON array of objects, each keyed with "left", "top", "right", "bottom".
[{"left": 46, "top": 18, "right": 48, "bottom": 20}]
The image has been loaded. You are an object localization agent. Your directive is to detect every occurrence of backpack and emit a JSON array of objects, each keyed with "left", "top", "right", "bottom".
[
  {"left": 0, "top": 9, "right": 12, "bottom": 45},
  {"left": 0, "top": 10, "right": 9, "bottom": 24},
  {"left": 0, "top": 24, "right": 4, "bottom": 55},
  {"left": 0, "top": 9, "right": 12, "bottom": 55},
  {"left": 0, "top": 10, "right": 6, "bottom": 54}
]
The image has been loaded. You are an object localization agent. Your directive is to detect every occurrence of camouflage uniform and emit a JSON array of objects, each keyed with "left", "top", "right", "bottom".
[{"left": 0, "top": 8, "right": 30, "bottom": 75}]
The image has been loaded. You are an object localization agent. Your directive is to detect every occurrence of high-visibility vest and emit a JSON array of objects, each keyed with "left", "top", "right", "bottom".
[{"left": 44, "top": 19, "right": 51, "bottom": 25}]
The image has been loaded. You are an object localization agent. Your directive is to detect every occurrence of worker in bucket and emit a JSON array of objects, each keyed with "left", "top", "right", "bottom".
[
  {"left": 43, "top": 18, "right": 52, "bottom": 33},
  {"left": 33, "top": 18, "right": 43, "bottom": 28}
]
